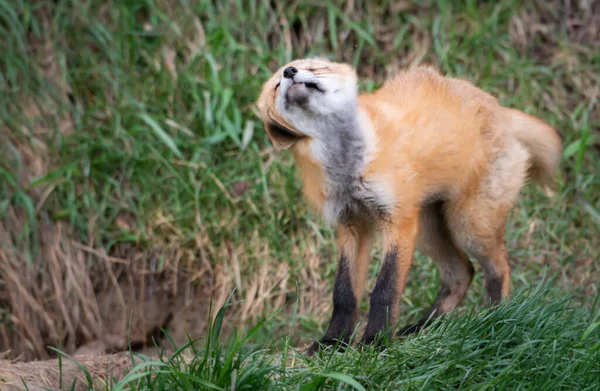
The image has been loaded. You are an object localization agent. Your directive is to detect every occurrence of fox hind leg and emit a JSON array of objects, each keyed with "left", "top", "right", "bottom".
[
  {"left": 446, "top": 137, "right": 528, "bottom": 306},
  {"left": 398, "top": 201, "right": 474, "bottom": 336},
  {"left": 467, "top": 239, "right": 511, "bottom": 305},
  {"left": 446, "top": 201, "right": 513, "bottom": 307}
]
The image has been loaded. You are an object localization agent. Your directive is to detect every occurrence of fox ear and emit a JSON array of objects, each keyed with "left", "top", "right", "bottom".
[{"left": 264, "top": 121, "right": 301, "bottom": 151}]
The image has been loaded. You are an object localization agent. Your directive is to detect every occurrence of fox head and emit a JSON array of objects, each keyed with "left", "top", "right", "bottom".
[{"left": 256, "top": 57, "right": 358, "bottom": 150}]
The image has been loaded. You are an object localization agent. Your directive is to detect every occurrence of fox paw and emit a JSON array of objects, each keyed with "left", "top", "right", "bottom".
[
  {"left": 305, "top": 338, "right": 349, "bottom": 357},
  {"left": 397, "top": 323, "right": 422, "bottom": 337},
  {"left": 360, "top": 331, "right": 391, "bottom": 351}
]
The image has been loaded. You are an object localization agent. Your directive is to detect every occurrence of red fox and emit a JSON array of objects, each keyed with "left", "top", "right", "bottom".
[{"left": 256, "top": 57, "right": 562, "bottom": 355}]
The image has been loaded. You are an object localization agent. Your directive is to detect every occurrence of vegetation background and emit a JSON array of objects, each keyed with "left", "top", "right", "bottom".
[{"left": 0, "top": 0, "right": 598, "bottom": 389}]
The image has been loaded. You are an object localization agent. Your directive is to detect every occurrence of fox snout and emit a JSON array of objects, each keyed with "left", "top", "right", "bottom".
[
  {"left": 283, "top": 66, "right": 298, "bottom": 79},
  {"left": 279, "top": 69, "right": 323, "bottom": 109},
  {"left": 285, "top": 82, "right": 311, "bottom": 106}
]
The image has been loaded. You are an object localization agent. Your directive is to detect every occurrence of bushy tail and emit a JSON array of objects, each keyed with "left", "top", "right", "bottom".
[{"left": 506, "top": 108, "right": 563, "bottom": 191}]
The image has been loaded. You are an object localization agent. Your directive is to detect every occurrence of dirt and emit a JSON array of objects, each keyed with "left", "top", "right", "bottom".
[
  {"left": 0, "top": 352, "right": 133, "bottom": 391},
  {"left": 0, "top": 217, "right": 220, "bottom": 360}
]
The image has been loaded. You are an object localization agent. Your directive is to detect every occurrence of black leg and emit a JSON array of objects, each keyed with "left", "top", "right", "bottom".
[
  {"left": 397, "top": 286, "right": 450, "bottom": 336},
  {"left": 307, "top": 253, "right": 357, "bottom": 355},
  {"left": 477, "top": 253, "right": 508, "bottom": 306},
  {"left": 361, "top": 247, "right": 398, "bottom": 347}
]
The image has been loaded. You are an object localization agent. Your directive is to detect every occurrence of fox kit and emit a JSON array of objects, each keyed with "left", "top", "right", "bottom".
[{"left": 256, "top": 57, "right": 562, "bottom": 355}]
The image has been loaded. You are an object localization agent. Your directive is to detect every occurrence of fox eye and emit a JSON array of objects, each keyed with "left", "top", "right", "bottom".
[
  {"left": 275, "top": 82, "right": 280, "bottom": 91},
  {"left": 308, "top": 67, "right": 331, "bottom": 74}
]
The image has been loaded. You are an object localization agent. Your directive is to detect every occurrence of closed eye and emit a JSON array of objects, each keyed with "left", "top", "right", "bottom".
[
  {"left": 275, "top": 82, "right": 280, "bottom": 91},
  {"left": 308, "top": 67, "right": 332, "bottom": 73}
]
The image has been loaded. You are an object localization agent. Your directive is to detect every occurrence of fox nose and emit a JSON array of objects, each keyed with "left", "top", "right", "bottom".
[{"left": 283, "top": 66, "right": 298, "bottom": 79}]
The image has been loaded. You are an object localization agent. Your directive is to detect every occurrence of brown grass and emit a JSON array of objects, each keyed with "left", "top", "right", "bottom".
[{"left": 0, "top": 204, "right": 219, "bottom": 361}]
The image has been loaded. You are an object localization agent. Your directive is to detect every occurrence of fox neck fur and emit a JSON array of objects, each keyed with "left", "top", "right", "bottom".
[{"left": 291, "top": 104, "right": 387, "bottom": 226}]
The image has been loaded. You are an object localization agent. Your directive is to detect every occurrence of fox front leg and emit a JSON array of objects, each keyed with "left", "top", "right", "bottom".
[
  {"left": 361, "top": 211, "right": 419, "bottom": 347},
  {"left": 306, "top": 223, "right": 373, "bottom": 356}
]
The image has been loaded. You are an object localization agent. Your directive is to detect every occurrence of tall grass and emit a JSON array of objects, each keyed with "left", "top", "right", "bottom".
[{"left": 57, "top": 284, "right": 598, "bottom": 390}]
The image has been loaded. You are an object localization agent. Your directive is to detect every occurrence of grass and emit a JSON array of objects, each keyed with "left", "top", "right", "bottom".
[
  {"left": 0, "top": 0, "right": 599, "bottom": 388},
  {"left": 58, "top": 284, "right": 600, "bottom": 390}
]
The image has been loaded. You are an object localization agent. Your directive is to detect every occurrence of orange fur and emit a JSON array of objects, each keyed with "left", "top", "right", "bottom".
[
  {"left": 382, "top": 208, "right": 420, "bottom": 320},
  {"left": 336, "top": 222, "right": 375, "bottom": 303},
  {"left": 292, "top": 139, "right": 327, "bottom": 215}
]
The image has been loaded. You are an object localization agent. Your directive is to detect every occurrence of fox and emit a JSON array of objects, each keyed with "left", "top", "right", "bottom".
[{"left": 256, "top": 57, "right": 562, "bottom": 355}]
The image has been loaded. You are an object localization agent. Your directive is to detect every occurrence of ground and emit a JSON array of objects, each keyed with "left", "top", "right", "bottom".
[{"left": 0, "top": 0, "right": 598, "bottom": 389}]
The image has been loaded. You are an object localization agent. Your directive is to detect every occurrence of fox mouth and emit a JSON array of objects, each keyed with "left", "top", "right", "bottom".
[
  {"left": 289, "top": 81, "right": 322, "bottom": 92},
  {"left": 283, "top": 81, "right": 314, "bottom": 108}
]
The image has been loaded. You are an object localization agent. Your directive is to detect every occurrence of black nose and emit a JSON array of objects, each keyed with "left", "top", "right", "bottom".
[{"left": 283, "top": 66, "right": 298, "bottom": 79}]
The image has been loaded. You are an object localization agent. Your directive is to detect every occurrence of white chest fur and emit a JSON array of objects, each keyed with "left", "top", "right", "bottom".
[
  {"left": 309, "top": 110, "right": 394, "bottom": 225},
  {"left": 322, "top": 178, "right": 392, "bottom": 225}
]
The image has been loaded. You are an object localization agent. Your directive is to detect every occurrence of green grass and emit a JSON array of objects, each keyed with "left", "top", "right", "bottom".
[
  {"left": 0, "top": 0, "right": 599, "bottom": 388},
  {"left": 58, "top": 284, "right": 600, "bottom": 390}
]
